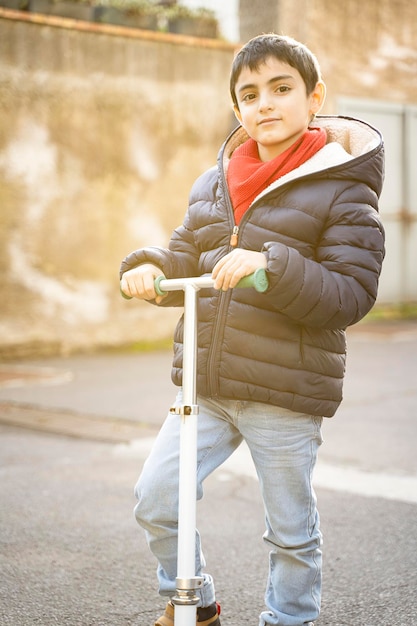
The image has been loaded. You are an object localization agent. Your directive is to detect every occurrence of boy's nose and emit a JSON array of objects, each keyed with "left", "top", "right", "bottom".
[{"left": 258, "top": 93, "right": 273, "bottom": 112}]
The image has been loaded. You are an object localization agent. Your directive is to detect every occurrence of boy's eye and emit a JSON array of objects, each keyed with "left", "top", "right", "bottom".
[
  {"left": 240, "top": 84, "right": 291, "bottom": 103},
  {"left": 241, "top": 93, "right": 256, "bottom": 102}
]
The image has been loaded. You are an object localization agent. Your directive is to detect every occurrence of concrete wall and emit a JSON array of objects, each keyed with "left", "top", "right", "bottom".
[
  {"left": 287, "top": 0, "right": 417, "bottom": 111},
  {"left": 1, "top": 1, "right": 417, "bottom": 357},
  {"left": 0, "top": 11, "right": 236, "bottom": 357}
]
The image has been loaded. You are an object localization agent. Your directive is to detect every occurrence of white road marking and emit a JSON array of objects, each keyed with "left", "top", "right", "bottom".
[{"left": 114, "top": 438, "right": 417, "bottom": 505}]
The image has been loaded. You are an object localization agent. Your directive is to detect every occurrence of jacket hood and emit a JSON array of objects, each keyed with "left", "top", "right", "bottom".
[{"left": 222, "top": 115, "right": 385, "bottom": 200}]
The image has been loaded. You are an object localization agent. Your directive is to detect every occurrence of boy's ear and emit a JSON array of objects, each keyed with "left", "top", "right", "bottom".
[
  {"left": 233, "top": 105, "right": 242, "bottom": 125},
  {"left": 310, "top": 81, "right": 326, "bottom": 115}
]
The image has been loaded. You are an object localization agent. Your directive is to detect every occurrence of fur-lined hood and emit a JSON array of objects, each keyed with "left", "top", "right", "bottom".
[{"left": 222, "top": 115, "right": 385, "bottom": 202}]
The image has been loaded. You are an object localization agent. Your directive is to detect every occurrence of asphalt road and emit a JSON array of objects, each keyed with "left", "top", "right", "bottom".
[{"left": 1, "top": 319, "right": 416, "bottom": 625}]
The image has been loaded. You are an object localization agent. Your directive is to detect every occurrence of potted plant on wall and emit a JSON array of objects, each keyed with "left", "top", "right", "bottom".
[
  {"left": 0, "top": 0, "right": 29, "bottom": 10},
  {"left": 24, "top": 0, "right": 219, "bottom": 37},
  {"left": 28, "top": 0, "right": 160, "bottom": 28},
  {"left": 94, "top": 0, "right": 159, "bottom": 29},
  {"left": 165, "top": 4, "right": 218, "bottom": 38},
  {"left": 29, "top": 0, "right": 96, "bottom": 21}
]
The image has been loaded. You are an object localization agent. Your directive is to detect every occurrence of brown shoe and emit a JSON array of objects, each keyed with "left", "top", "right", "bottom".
[
  {"left": 154, "top": 601, "right": 221, "bottom": 626},
  {"left": 197, "top": 602, "right": 221, "bottom": 625},
  {"left": 154, "top": 601, "right": 174, "bottom": 626}
]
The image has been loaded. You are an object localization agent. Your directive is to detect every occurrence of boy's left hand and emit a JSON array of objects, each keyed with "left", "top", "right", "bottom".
[{"left": 212, "top": 249, "right": 267, "bottom": 291}]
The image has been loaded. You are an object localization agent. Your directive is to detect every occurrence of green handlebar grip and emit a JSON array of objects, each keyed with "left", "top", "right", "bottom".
[
  {"left": 236, "top": 268, "right": 269, "bottom": 292},
  {"left": 154, "top": 274, "right": 167, "bottom": 297},
  {"left": 120, "top": 285, "right": 132, "bottom": 300}
]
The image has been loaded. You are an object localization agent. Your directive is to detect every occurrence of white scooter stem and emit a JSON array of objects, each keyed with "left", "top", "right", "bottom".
[{"left": 152, "top": 270, "right": 268, "bottom": 626}]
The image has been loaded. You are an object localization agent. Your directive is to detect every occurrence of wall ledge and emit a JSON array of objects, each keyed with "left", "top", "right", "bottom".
[{"left": 0, "top": 6, "right": 238, "bottom": 50}]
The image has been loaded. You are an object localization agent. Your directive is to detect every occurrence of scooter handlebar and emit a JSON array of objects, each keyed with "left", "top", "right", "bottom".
[{"left": 154, "top": 268, "right": 268, "bottom": 297}]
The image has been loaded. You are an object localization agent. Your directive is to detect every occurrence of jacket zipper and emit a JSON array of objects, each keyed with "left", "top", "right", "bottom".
[
  {"left": 206, "top": 168, "right": 237, "bottom": 396},
  {"left": 207, "top": 203, "right": 262, "bottom": 395},
  {"left": 206, "top": 153, "right": 262, "bottom": 394},
  {"left": 230, "top": 225, "right": 239, "bottom": 247}
]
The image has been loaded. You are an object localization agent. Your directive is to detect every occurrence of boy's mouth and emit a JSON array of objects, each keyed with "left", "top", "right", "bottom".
[{"left": 258, "top": 117, "right": 280, "bottom": 125}]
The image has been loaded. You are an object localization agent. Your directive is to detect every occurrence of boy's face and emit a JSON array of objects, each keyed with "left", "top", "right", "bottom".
[{"left": 233, "top": 56, "right": 325, "bottom": 162}]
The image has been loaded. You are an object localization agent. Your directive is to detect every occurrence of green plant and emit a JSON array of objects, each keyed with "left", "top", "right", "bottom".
[
  {"left": 94, "top": 0, "right": 158, "bottom": 14},
  {"left": 40, "top": 0, "right": 96, "bottom": 5},
  {"left": 165, "top": 3, "right": 216, "bottom": 22},
  {"left": 365, "top": 302, "right": 417, "bottom": 321}
]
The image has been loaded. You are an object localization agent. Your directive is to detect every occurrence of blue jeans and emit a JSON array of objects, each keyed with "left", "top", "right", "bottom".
[{"left": 134, "top": 393, "right": 323, "bottom": 626}]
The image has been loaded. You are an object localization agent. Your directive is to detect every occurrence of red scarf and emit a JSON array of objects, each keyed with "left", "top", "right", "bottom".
[{"left": 227, "top": 128, "right": 327, "bottom": 225}]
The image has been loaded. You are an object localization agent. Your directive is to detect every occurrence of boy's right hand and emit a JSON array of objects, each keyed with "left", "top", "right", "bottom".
[{"left": 120, "top": 264, "right": 165, "bottom": 304}]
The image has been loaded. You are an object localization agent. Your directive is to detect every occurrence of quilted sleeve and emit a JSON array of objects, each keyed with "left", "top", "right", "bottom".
[{"left": 262, "top": 184, "right": 385, "bottom": 329}]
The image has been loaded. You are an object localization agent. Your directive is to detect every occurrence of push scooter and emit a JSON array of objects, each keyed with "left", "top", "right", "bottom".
[{"left": 125, "top": 269, "right": 268, "bottom": 626}]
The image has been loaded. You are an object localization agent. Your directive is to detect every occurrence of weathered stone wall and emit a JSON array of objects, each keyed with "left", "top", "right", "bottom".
[
  {"left": 0, "top": 12, "right": 236, "bottom": 357},
  {"left": 278, "top": 0, "right": 417, "bottom": 111},
  {"left": 1, "top": 1, "right": 417, "bottom": 357}
]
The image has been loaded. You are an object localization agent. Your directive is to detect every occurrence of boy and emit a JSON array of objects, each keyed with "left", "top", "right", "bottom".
[{"left": 120, "top": 34, "right": 385, "bottom": 626}]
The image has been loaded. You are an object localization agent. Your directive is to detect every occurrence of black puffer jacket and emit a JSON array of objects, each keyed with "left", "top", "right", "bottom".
[{"left": 120, "top": 116, "right": 385, "bottom": 417}]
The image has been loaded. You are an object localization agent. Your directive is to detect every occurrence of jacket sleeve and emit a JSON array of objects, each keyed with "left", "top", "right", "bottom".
[
  {"left": 262, "top": 187, "right": 385, "bottom": 329},
  {"left": 119, "top": 223, "right": 200, "bottom": 307}
]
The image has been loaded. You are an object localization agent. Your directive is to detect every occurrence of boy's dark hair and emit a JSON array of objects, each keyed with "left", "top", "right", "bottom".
[{"left": 230, "top": 34, "right": 322, "bottom": 108}]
